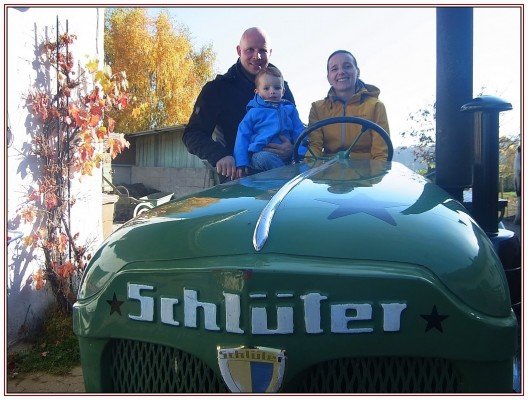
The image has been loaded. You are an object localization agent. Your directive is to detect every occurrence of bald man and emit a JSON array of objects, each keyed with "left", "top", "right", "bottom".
[{"left": 183, "top": 27, "right": 296, "bottom": 181}]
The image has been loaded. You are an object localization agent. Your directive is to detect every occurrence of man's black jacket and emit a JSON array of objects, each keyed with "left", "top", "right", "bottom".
[{"left": 182, "top": 60, "right": 295, "bottom": 167}]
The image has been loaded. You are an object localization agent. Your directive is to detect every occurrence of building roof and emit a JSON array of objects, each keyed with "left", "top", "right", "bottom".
[{"left": 126, "top": 124, "right": 186, "bottom": 138}]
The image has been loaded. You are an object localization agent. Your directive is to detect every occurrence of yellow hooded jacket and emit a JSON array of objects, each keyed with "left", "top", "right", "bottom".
[{"left": 308, "top": 81, "right": 390, "bottom": 160}]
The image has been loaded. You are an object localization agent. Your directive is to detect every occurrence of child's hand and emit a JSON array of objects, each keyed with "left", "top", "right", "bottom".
[{"left": 237, "top": 167, "right": 248, "bottom": 178}]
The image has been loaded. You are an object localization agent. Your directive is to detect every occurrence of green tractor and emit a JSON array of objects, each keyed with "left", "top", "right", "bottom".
[
  {"left": 73, "top": 8, "right": 520, "bottom": 393},
  {"left": 73, "top": 115, "right": 519, "bottom": 393}
]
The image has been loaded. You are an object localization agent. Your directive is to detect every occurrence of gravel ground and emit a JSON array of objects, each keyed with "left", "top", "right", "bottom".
[{"left": 6, "top": 365, "right": 85, "bottom": 393}]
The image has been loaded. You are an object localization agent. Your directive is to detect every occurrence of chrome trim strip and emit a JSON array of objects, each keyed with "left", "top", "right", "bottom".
[
  {"left": 253, "top": 159, "right": 338, "bottom": 251},
  {"left": 249, "top": 293, "right": 267, "bottom": 298}
]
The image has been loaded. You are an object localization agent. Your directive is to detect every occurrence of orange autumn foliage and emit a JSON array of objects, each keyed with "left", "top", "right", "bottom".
[
  {"left": 20, "top": 31, "right": 131, "bottom": 312},
  {"left": 105, "top": 9, "right": 215, "bottom": 132}
]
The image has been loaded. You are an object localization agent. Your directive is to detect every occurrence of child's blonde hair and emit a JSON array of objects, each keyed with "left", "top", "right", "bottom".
[{"left": 255, "top": 66, "right": 283, "bottom": 87}]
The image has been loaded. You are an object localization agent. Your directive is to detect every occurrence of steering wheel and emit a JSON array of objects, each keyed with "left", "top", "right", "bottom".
[{"left": 293, "top": 116, "right": 393, "bottom": 163}]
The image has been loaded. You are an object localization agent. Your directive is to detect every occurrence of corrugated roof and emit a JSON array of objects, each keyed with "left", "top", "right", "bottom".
[{"left": 126, "top": 124, "right": 186, "bottom": 138}]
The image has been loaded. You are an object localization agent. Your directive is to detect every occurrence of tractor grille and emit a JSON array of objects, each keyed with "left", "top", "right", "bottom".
[
  {"left": 108, "top": 339, "right": 227, "bottom": 393},
  {"left": 291, "top": 356, "right": 462, "bottom": 393},
  {"left": 107, "top": 340, "right": 461, "bottom": 393}
]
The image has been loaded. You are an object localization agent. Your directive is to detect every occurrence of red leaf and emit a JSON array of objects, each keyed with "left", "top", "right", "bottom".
[{"left": 107, "top": 117, "right": 115, "bottom": 133}]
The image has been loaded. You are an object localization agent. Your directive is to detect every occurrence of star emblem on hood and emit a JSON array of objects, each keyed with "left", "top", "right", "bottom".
[
  {"left": 315, "top": 193, "right": 406, "bottom": 225},
  {"left": 421, "top": 305, "right": 449, "bottom": 333},
  {"left": 107, "top": 293, "right": 124, "bottom": 316}
]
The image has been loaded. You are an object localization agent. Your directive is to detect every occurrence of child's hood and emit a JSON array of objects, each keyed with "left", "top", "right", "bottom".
[{"left": 246, "top": 94, "right": 294, "bottom": 111}]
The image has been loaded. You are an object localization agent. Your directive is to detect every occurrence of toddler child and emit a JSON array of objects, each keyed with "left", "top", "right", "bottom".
[{"left": 234, "top": 66, "right": 305, "bottom": 177}]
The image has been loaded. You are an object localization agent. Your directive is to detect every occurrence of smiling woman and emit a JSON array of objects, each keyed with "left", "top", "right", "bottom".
[
  {"left": 327, "top": 51, "right": 359, "bottom": 95},
  {"left": 307, "top": 50, "right": 390, "bottom": 160}
]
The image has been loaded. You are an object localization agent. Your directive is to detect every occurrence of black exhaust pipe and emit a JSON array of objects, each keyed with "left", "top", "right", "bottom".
[
  {"left": 461, "top": 95, "right": 520, "bottom": 316},
  {"left": 461, "top": 95, "right": 512, "bottom": 235}
]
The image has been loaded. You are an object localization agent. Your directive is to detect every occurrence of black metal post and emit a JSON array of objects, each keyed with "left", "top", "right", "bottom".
[{"left": 436, "top": 8, "right": 474, "bottom": 202}]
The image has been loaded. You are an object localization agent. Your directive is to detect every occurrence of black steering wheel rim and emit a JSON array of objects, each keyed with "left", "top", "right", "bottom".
[{"left": 293, "top": 116, "right": 393, "bottom": 163}]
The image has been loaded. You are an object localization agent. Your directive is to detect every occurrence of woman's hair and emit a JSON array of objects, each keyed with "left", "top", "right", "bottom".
[
  {"left": 255, "top": 65, "right": 283, "bottom": 86},
  {"left": 327, "top": 50, "right": 358, "bottom": 71}
]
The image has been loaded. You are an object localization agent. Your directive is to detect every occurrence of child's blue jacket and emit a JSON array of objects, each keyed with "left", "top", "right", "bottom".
[{"left": 234, "top": 94, "right": 306, "bottom": 168}]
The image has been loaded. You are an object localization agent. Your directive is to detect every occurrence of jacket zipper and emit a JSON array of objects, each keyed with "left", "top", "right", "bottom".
[
  {"left": 277, "top": 104, "right": 283, "bottom": 140},
  {"left": 341, "top": 101, "right": 347, "bottom": 149}
]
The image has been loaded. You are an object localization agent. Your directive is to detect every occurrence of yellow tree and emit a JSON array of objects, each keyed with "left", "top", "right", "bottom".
[{"left": 105, "top": 9, "right": 215, "bottom": 132}]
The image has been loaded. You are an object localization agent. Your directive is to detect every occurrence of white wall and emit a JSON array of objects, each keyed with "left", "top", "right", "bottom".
[{"left": 6, "top": 7, "right": 105, "bottom": 345}]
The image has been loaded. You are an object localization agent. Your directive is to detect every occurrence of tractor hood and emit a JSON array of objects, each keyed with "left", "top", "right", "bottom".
[{"left": 79, "top": 159, "right": 510, "bottom": 316}]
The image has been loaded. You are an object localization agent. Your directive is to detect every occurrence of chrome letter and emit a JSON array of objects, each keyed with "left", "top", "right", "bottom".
[
  {"left": 160, "top": 297, "right": 180, "bottom": 326},
  {"left": 184, "top": 289, "right": 220, "bottom": 331},
  {"left": 331, "top": 303, "right": 373, "bottom": 333},
  {"left": 128, "top": 283, "right": 154, "bottom": 322},
  {"left": 381, "top": 303, "right": 407, "bottom": 331},
  {"left": 252, "top": 306, "right": 294, "bottom": 334},
  {"left": 301, "top": 293, "right": 327, "bottom": 334},
  {"left": 224, "top": 292, "right": 244, "bottom": 334}
]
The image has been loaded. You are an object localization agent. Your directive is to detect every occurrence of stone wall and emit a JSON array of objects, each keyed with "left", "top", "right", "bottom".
[
  {"left": 111, "top": 164, "right": 133, "bottom": 187},
  {"left": 131, "top": 166, "right": 214, "bottom": 198}
]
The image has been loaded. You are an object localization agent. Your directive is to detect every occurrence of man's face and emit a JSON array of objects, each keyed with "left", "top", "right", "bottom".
[
  {"left": 327, "top": 53, "right": 359, "bottom": 93},
  {"left": 237, "top": 31, "right": 271, "bottom": 75},
  {"left": 255, "top": 74, "right": 284, "bottom": 102}
]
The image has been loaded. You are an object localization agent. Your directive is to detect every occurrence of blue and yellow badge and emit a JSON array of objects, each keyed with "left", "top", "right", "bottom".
[{"left": 217, "top": 346, "right": 286, "bottom": 392}]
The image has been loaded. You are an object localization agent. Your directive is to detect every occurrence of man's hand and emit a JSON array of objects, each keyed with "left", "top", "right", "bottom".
[
  {"left": 263, "top": 135, "right": 293, "bottom": 162},
  {"left": 216, "top": 155, "right": 237, "bottom": 180}
]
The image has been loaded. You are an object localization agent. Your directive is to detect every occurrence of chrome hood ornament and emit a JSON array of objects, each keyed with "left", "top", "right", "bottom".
[{"left": 253, "top": 159, "right": 337, "bottom": 251}]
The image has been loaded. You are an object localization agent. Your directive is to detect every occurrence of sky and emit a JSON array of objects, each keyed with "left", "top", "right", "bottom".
[{"left": 148, "top": 6, "right": 522, "bottom": 149}]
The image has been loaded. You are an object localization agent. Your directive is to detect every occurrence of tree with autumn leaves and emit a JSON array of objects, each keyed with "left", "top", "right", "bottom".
[
  {"left": 20, "top": 31, "right": 130, "bottom": 313},
  {"left": 104, "top": 8, "right": 215, "bottom": 133},
  {"left": 18, "top": 11, "right": 214, "bottom": 314}
]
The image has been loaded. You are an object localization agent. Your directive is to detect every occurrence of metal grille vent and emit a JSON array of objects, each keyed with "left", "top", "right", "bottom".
[
  {"left": 293, "top": 356, "right": 462, "bottom": 393},
  {"left": 109, "top": 339, "right": 227, "bottom": 393}
]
